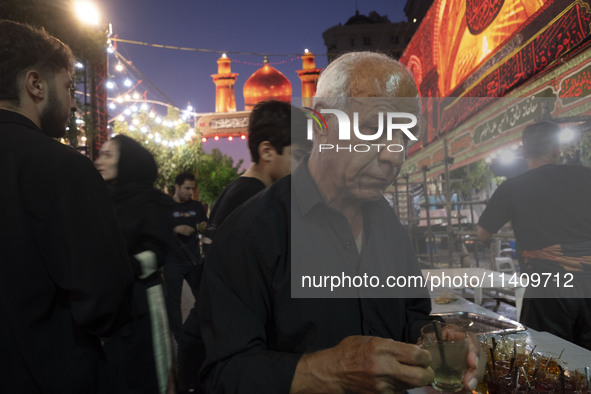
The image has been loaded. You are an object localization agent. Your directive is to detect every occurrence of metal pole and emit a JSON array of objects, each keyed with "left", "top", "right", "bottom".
[
  {"left": 422, "top": 166, "right": 434, "bottom": 267},
  {"left": 443, "top": 139, "right": 454, "bottom": 267}
]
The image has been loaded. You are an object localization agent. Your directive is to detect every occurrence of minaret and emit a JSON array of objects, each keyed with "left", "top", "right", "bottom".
[
  {"left": 296, "top": 49, "right": 321, "bottom": 108},
  {"left": 211, "top": 54, "right": 238, "bottom": 113}
]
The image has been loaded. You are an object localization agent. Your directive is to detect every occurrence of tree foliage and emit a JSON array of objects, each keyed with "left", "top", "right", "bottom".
[
  {"left": 449, "top": 159, "right": 499, "bottom": 197},
  {"left": 113, "top": 107, "right": 243, "bottom": 206}
]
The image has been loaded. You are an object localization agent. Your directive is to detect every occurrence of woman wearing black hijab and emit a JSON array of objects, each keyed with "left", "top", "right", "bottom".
[{"left": 96, "top": 134, "right": 176, "bottom": 394}]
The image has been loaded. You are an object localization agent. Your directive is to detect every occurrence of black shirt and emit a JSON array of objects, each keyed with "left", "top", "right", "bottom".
[
  {"left": 199, "top": 163, "right": 432, "bottom": 393},
  {"left": 0, "top": 109, "right": 133, "bottom": 393},
  {"left": 206, "top": 176, "right": 265, "bottom": 238},
  {"left": 171, "top": 199, "right": 208, "bottom": 261},
  {"left": 479, "top": 164, "right": 591, "bottom": 257}
]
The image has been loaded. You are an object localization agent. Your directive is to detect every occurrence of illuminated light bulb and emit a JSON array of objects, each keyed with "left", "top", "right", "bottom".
[
  {"left": 141, "top": 103, "right": 149, "bottom": 111},
  {"left": 148, "top": 134, "right": 154, "bottom": 139},
  {"left": 154, "top": 136, "right": 161, "bottom": 143},
  {"left": 75, "top": 1, "right": 100, "bottom": 25},
  {"left": 115, "top": 63, "right": 124, "bottom": 72},
  {"left": 214, "top": 136, "right": 219, "bottom": 141},
  {"left": 162, "top": 139, "right": 168, "bottom": 146},
  {"left": 124, "top": 79, "right": 132, "bottom": 87},
  {"left": 106, "top": 46, "right": 114, "bottom": 54},
  {"left": 106, "top": 81, "right": 115, "bottom": 89},
  {"left": 116, "top": 96, "right": 123, "bottom": 103},
  {"left": 149, "top": 112, "right": 155, "bottom": 118},
  {"left": 228, "top": 136, "right": 233, "bottom": 141},
  {"left": 222, "top": 53, "right": 227, "bottom": 58},
  {"left": 75, "top": 118, "right": 84, "bottom": 124},
  {"left": 139, "top": 126, "right": 147, "bottom": 133},
  {"left": 202, "top": 137, "right": 207, "bottom": 143},
  {"left": 304, "top": 48, "right": 309, "bottom": 54},
  {"left": 118, "top": 115, "right": 124, "bottom": 122},
  {"left": 132, "top": 118, "right": 140, "bottom": 126},
  {"left": 131, "top": 106, "right": 138, "bottom": 112},
  {"left": 124, "top": 94, "right": 131, "bottom": 101},
  {"left": 145, "top": 140, "right": 149, "bottom": 144},
  {"left": 132, "top": 92, "right": 140, "bottom": 100},
  {"left": 560, "top": 128, "right": 576, "bottom": 143},
  {"left": 168, "top": 141, "right": 174, "bottom": 148},
  {"left": 81, "top": 136, "right": 87, "bottom": 142},
  {"left": 240, "top": 135, "right": 246, "bottom": 140},
  {"left": 188, "top": 128, "right": 195, "bottom": 135},
  {"left": 124, "top": 109, "right": 131, "bottom": 116},
  {"left": 75, "top": 62, "right": 84, "bottom": 69},
  {"left": 109, "top": 103, "right": 116, "bottom": 110},
  {"left": 129, "top": 125, "right": 135, "bottom": 131},
  {"left": 499, "top": 150, "right": 516, "bottom": 164},
  {"left": 155, "top": 117, "right": 162, "bottom": 124},
  {"left": 413, "top": 18, "right": 417, "bottom": 23}
]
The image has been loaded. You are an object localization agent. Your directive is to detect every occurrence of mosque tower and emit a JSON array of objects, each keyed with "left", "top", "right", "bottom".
[
  {"left": 211, "top": 54, "right": 238, "bottom": 113},
  {"left": 243, "top": 57, "right": 292, "bottom": 111},
  {"left": 296, "top": 49, "right": 322, "bottom": 108}
]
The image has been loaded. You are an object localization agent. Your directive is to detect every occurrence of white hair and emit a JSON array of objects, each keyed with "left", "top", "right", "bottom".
[{"left": 315, "top": 51, "right": 409, "bottom": 98}]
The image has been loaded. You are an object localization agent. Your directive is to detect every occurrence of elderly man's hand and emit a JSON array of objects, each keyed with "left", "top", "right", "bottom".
[{"left": 290, "top": 335, "right": 434, "bottom": 393}]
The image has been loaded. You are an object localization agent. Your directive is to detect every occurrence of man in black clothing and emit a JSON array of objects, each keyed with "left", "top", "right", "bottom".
[
  {"left": 165, "top": 171, "right": 208, "bottom": 342},
  {"left": 478, "top": 121, "right": 591, "bottom": 349},
  {"left": 0, "top": 20, "right": 133, "bottom": 393},
  {"left": 203, "top": 100, "right": 310, "bottom": 249},
  {"left": 177, "top": 100, "right": 310, "bottom": 393},
  {"left": 199, "top": 52, "right": 483, "bottom": 393}
]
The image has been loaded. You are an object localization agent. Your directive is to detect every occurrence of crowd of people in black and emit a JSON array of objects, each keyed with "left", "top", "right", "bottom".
[{"left": 3, "top": 18, "right": 591, "bottom": 394}]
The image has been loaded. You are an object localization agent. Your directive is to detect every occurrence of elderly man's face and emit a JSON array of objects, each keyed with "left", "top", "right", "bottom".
[{"left": 312, "top": 63, "right": 419, "bottom": 203}]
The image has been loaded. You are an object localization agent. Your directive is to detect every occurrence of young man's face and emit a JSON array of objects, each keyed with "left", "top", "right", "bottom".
[
  {"left": 269, "top": 145, "right": 292, "bottom": 182},
  {"left": 175, "top": 180, "right": 196, "bottom": 202},
  {"left": 39, "top": 68, "right": 77, "bottom": 138}
]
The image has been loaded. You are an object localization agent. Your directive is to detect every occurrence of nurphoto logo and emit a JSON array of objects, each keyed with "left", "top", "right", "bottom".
[{"left": 304, "top": 107, "right": 418, "bottom": 153}]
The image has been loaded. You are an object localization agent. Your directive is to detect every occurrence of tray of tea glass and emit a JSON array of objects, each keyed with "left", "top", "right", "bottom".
[{"left": 432, "top": 312, "right": 526, "bottom": 336}]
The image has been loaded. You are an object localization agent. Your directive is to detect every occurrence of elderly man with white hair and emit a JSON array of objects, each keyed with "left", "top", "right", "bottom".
[{"left": 199, "top": 51, "right": 482, "bottom": 393}]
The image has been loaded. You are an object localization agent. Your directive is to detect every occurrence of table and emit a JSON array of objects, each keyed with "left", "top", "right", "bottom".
[
  {"left": 409, "top": 296, "right": 591, "bottom": 393},
  {"left": 421, "top": 267, "right": 525, "bottom": 319}
]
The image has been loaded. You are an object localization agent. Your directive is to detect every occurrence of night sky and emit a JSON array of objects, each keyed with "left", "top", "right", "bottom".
[{"left": 97, "top": 0, "right": 409, "bottom": 165}]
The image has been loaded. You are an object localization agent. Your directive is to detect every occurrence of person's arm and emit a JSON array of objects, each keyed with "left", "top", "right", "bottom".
[
  {"left": 478, "top": 181, "right": 513, "bottom": 241},
  {"left": 477, "top": 225, "right": 493, "bottom": 241},
  {"left": 290, "top": 336, "right": 433, "bottom": 393},
  {"left": 53, "top": 169, "right": 133, "bottom": 336},
  {"left": 200, "top": 222, "right": 435, "bottom": 393}
]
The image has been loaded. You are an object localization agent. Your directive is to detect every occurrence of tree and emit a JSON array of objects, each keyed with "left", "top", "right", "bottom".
[{"left": 112, "top": 107, "right": 243, "bottom": 206}]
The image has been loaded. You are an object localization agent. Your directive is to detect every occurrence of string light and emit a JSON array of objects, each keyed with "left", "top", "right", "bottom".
[{"left": 228, "top": 136, "right": 233, "bottom": 141}]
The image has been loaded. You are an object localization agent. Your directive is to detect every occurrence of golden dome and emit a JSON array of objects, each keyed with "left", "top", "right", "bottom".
[{"left": 243, "top": 57, "right": 292, "bottom": 110}]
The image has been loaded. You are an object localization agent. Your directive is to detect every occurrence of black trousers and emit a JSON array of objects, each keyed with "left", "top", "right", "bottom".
[
  {"left": 177, "top": 306, "right": 206, "bottom": 393},
  {"left": 163, "top": 260, "right": 202, "bottom": 342}
]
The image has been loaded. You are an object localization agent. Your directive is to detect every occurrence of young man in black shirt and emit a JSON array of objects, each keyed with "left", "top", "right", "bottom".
[
  {"left": 203, "top": 100, "right": 310, "bottom": 250},
  {"left": 478, "top": 121, "right": 591, "bottom": 349},
  {"left": 177, "top": 100, "right": 310, "bottom": 393},
  {"left": 164, "top": 171, "right": 208, "bottom": 342},
  {"left": 0, "top": 20, "right": 132, "bottom": 392}
]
